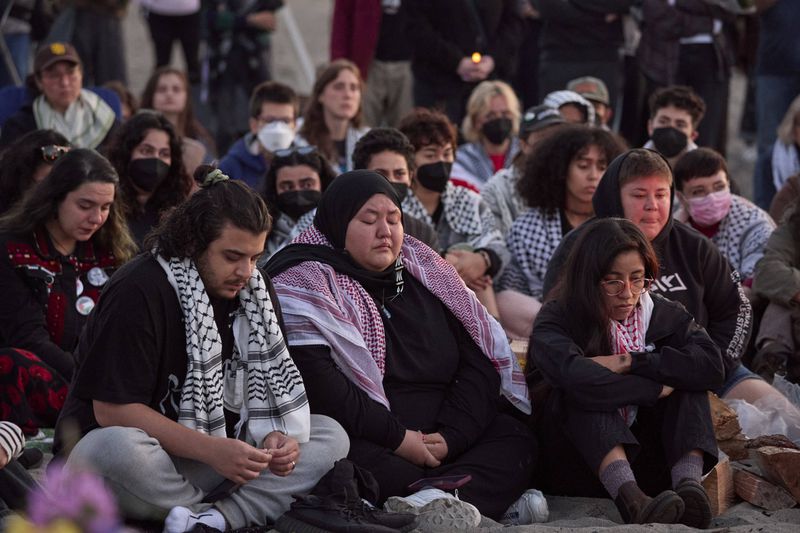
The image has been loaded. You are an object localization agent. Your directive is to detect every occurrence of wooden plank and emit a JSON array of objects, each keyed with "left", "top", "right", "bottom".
[
  {"left": 702, "top": 456, "right": 734, "bottom": 517},
  {"left": 751, "top": 446, "right": 800, "bottom": 504},
  {"left": 708, "top": 392, "right": 742, "bottom": 441},
  {"left": 732, "top": 463, "right": 797, "bottom": 510},
  {"left": 745, "top": 435, "right": 799, "bottom": 451},
  {"left": 720, "top": 434, "right": 749, "bottom": 461}
]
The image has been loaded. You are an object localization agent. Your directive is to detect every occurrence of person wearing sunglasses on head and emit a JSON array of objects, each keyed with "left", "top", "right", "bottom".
[
  {"left": 530, "top": 218, "right": 722, "bottom": 528},
  {"left": 0, "top": 149, "right": 136, "bottom": 437},
  {"left": 0, "top": 129, "right": 71, "bottom": 216},
  {"left": 259, "top": 146, "right": 337, "bottom": 260}
]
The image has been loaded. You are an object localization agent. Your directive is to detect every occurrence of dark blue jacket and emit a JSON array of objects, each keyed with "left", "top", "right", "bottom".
[{"left": 218, "top": 135, "right": 268, "bottom": 190}]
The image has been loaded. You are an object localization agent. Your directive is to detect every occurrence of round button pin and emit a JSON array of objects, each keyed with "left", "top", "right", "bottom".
[
  {"left": 75, "top": 295, "right": 95, "bottom": 315},
  {"left": 87, "top": 267, "right": 109, "bottom": 287},
  {"left": 76, "top": 278, "right": 84, "bottom": 296}
]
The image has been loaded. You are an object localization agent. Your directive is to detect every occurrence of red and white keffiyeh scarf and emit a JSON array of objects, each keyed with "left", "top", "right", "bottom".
[
  {"left": 272, "top": 225, "right": 531, "bottom": 414},
  {"left": 609, "top": 292, "right": 654, "bottom": 426}
]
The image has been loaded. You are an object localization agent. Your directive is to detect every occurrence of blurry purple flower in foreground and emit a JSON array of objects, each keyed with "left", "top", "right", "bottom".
[{"left": 27, "top": 461, "right": 120, "bottom": 533}]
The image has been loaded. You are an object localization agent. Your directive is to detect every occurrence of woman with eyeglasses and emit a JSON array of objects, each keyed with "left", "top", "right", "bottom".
[
  {"left": 529, "top": 217, "right": 722, "bottom": 528},
  {"left": 106, "top": 111, "right": 193, "bottom": 246},
  {"left": 296, "top": 59, "right": 369, "bottom": 174},
  {"left": 260, "top": 146, "right": 337, "bottom": 258},
  {"left": 0, "top": 149, "right": 136, "bottom": 436},
  {"left": 0, "top": 129, "right": 71, "bottom": 216}
]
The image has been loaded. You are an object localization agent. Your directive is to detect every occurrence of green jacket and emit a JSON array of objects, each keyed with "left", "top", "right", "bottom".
[{"left": 753, "top": 218, "right": 800, "bottom": 307}]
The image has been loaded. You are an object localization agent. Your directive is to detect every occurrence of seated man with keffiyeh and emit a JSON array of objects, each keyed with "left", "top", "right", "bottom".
[
  {"left": 266, "top": 170, "right": 536, "bottom": 521},
  {"left": 53, "top": 171, "right": 349, "bottom": 532}
]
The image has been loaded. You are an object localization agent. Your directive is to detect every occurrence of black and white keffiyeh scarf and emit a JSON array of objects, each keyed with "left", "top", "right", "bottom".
[
  {"left": 402, "top": 183, "right": 484, "bottom": 241},
  {"left": 156, "top": 254, "right": 311, "bottom": 444}
]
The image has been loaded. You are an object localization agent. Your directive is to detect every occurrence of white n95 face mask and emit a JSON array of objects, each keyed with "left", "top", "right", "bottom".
[{"left": 258, "top": 121, "right": 295, "bottom": 152}]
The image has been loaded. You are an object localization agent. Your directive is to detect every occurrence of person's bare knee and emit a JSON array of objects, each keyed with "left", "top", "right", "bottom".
[
  {"left": 724, "top": 377, "right": 800, "bottom": 416},
  {"left": 598, "top": 445, "right": 628, "bottom": 476}
]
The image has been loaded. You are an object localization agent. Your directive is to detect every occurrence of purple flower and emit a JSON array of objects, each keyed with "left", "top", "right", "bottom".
[{"left": 28, "top": 461, "right": 120, "bottom": 533}]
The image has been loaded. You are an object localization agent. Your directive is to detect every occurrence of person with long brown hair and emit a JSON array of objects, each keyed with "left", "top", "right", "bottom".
[
  {"left": 0, "top": 148, "right": 135, "bottom": 436},
  {"left": 530, "top": 218, "right": 722, "bottom": 528},
  {"left": 140, "top": 66, "right": 217, "bottom": 174},
  {"left": 296, "top": 59, "right": 369, "bottom": 174}
]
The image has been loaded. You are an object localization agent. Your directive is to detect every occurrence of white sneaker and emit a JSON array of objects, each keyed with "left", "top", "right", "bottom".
[
  {"left": 500, "top": 489, "right": 549, "bottom": 525},
  {"left": 384, "top": 488, "right": 481, "bottom": 531}
]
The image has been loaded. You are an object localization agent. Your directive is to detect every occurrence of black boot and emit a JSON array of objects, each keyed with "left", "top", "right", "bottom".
[
  {"left": 274, "top": 494, "right": 403, "bottom": 533},
  {"left": 17, "top": 448, "right": 44, "bottom": 470},
  {"left": 675, "top": 478, "right": 712, "bottom": 529},
  {"left": 614, "top": 481, "right": 684, "bottom": 525},
  {"left": 274, "top": 460, "right": 416, "bottom": 533},
  {"left": 751, "top": 341, "right": 789, "bottom": 383}
]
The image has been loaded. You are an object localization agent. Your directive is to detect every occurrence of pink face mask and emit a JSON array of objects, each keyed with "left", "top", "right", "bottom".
[{"left": 687, "top": 189, "right": 732, "bottom": 227}]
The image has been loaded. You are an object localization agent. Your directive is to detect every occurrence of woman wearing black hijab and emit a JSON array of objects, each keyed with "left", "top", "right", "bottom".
[{"left": 266, "top": 170, "right": 534, "bottom": 522}]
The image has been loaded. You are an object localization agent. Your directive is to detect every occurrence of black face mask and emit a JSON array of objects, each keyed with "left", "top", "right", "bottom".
[
  {"left": 277, "top": 189, "right": 322, "bottom": 220},
  {"left": 128, "top": 158, "right": 170, "bottom": 192},
  {"left": 390, "top": 182, "right": 409, "bottom": 200},
  {"left": 650, "top": 127, "right": 688, "bottom": 158},
  {"left": 481, "top": 117, "right": 513, "bottom": 145},
  {"left": 415, "top": 161, "right": 452, "bottom": 193}
]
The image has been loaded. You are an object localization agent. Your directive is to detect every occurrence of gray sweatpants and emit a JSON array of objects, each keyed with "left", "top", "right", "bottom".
[{"left": 66, "top": 415, "right": 349, "bottom": 529}]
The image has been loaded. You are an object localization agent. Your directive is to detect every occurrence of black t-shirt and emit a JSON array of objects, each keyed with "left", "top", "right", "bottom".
[
  {"left": 54, "top": 254, "right": 242, "bottom": 454},
  {"left": 375, "top": 0, "right": 413, "bottom": 62}
]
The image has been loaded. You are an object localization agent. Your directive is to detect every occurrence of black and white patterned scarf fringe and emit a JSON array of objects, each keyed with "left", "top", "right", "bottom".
[{"left": 156, "top": 254, "right": 311, "bottom": 444}]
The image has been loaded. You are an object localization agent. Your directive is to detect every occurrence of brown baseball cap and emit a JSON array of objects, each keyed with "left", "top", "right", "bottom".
[
  {"left": 34, "top": 42, "right": 81, "bottom": 74},
  {"left": 567, "top": 76, "right": 610, "bottom": 106}
]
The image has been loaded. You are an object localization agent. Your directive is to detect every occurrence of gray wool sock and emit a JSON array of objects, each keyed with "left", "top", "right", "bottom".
[
  {"left": 599, "top": 459, "right": 636, "bottom": 499},
  {"left": 671, "top": 453, "right": 704, "bottom": 488}
]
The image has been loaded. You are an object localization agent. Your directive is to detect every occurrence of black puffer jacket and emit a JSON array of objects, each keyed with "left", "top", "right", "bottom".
[{"left": 543, "top": 151, "right": 751, "bottom": 381}]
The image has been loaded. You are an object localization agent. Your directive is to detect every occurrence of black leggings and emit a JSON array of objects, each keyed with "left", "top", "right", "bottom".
[{"left": 146, "top": 11, "right": 202, "bottom": 83}]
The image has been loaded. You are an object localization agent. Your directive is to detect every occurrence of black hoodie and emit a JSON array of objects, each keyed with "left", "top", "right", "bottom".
[{"left": 542, "top": 151, "right": 751, "bottom": 381}]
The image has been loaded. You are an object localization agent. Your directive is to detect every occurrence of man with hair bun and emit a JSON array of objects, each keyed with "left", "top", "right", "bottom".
[{"left": 55, "top": 171, "right": 349, "bottom": 532}]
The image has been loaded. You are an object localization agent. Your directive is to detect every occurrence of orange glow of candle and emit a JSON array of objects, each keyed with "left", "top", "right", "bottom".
[{"left": 471, "top": 52, "right": 481, "bottom": 64}]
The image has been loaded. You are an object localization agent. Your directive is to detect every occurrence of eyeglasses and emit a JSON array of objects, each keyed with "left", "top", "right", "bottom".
[
  {"left": 40, "top": 145, "right": 71, "bottom": 162},
  {"left": 273, "top": 146, "right": 317, "bottom": 158},
  {"left": 600, "top": 278, "right": 653, "bottom": 296}
]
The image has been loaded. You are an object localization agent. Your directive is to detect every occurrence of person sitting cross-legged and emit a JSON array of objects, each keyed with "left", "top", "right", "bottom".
[
  {"left": 266, "top": 170, "right": 535, "bottom": 525},
  {"left": 54, "top": 171, "right": 349, "bottom": 532},
  {"left": 531, "top": 218, "right": 722, "bottom": 528}
]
